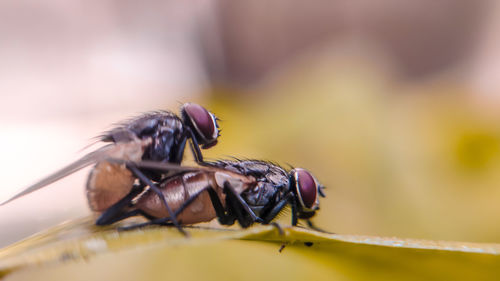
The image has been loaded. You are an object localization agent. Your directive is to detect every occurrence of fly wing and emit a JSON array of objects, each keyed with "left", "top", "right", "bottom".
[
  {"left": 0, "top": 144, "right": 116, "bottom": 206},
  {"left": 133, "top": 160, "right": 211, "bottom": 173},
  {"left": 0, "top": 138, "right": 207, "bottom": 206},
  {"left": 213, "top": 171, "right": 256, "bottom": 194}
]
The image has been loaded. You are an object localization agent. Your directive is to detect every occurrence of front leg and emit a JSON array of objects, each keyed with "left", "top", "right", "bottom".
[
  {"left": 186, "top": 128, "right": 204, "bottom": 163},
  {"left": 290, "top": 197, "right": 299, "bottom": 226},
  {"left": 305, "top": 220, "right": 331, "bottom": 233},
  {"left": 260, "top": 192, "right": 294, "bottom": 224},
  {"left": 172, "top": 134, "right": 188, "bottom": 164}
]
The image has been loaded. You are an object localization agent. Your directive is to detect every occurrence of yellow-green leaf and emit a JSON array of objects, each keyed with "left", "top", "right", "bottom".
[{"left": 1, "top": 217, "right": 499, "bottom": 281}]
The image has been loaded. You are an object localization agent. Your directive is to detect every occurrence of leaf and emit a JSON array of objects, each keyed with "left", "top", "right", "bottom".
[{"left": 1, "top": 218, "right": 499, "bottom": 281}]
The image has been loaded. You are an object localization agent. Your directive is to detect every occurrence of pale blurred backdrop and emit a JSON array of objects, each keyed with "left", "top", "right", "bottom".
[{"left": 1, "top": 0, "right": 500, "bottom": 247}]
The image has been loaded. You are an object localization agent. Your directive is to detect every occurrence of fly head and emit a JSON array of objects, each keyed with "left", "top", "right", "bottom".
[
  {"left": 181, "top": 103, "right": 220, "bottom": 149},
  {"left": 289, "top": 168, "right": 325, "bottom": 219}
]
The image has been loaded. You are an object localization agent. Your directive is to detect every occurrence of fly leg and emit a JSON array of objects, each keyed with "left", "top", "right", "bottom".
[
  {"left": 288, "top": 198, "right": 326, "bottom": 231},
  {"left": 96, "top": 184, "right": 156, "bottom": 226},
  {"left": 290, "top": 197, "right": 298, "bottom": 226},
  {"left": 259, "top": 193, "right": 298, "bottom": 252},
  {"left": 260, "top": 193, "right": 294, "bottom": 224},
  {"left": 269, "top": 222, "right": 285, "bottom": 236},
  {"left": 125, "top": 163, "right": 186, "bottom": 236},
  {"left": 305, "top": 220, "right": 331, "bottom": 233},
  {"left": 119, "top": 187, "right": 215, "bottom": 230},
  {"left": 172, "top": 134, "right": 188, "bottom": 164},
  {"left": 119, "top": 186, "right": 236, "bottom": 231},
  {"left": 205, "top": 188, "right": 236, "bottom": 225},
  {"left": 98, "top": 209, "right": 151, "bottom": 226},
  {"left": 117, "top": 218, "right": 170, "bottom": 231},
  {"left": 257, "top": 192, "right": 297, "bottom": 235},
  {"left": 186, "top": 128, "right": 204, "bottom": 163},
  {"left": 223, "top": 182, "right": 263, "bottom": 228}
]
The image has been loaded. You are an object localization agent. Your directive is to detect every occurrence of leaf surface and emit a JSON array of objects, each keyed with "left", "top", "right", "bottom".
[{"left": 1, "top": 217, "right": 499, "bottom": 281}]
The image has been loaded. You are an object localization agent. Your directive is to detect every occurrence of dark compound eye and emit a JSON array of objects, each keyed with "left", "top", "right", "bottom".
[
  {"left": 182, "top": 103, "right": 219, "bottom": 145},
  {"left": 293, "top": 168, "right": 318, "bottom": 210}
]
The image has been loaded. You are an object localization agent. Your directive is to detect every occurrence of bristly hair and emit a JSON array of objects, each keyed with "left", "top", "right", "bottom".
[
  {"left": 295, "top": 220, "right": 307, "bottom": 228},
  {"left": 98, "top": 110, "right": 180, "bottom": 142},
  {"left": 207, "top": 156, "right": 290, "bottom": 171},
  {"left": 283, "top": 162, "right": 295, "bottom": 170},
  {"left": 271, "top": 205, "right": 291, "bottom": 222}
]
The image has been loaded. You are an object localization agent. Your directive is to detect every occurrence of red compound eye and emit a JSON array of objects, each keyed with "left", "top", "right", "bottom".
[
  {"left": 182, "top": 103, "right": 219, "bottom": 145},
  {"left": 293, "top": 168, "right": 318, "bottom": 209}
]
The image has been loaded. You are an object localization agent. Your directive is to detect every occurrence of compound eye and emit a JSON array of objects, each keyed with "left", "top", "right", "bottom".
[
  {"left": 182, "top": 103, "right": 219, "bottom": 144},
  {"left": 293, "top": 168, "right": 318, "bottom": 210}
]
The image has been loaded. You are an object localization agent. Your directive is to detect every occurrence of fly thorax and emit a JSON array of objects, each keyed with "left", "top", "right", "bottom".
[
  {"left": 241, "top": 182, "right": 276, "bottom": 210},
  {"left": 148, "top": 127, "right": 177, "bottom": 161}
]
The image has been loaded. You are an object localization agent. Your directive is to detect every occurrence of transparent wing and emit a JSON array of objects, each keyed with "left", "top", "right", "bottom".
[
  {"left": 0, "top": 142, "right": 208, "bottom": 206},
  {"left": 132, "top": 160, "right": 210, "bottom": 172},
  {"left": 0, "top": 144, "right": 116, "bottom": 206}
]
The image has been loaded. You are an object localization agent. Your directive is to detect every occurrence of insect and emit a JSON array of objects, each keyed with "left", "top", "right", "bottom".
[
  {"left": 0, "top": 103, "right": 220, "bottom": 232},
  {"left": 95, "top": 159, "right": 326, "bottom": 231}
]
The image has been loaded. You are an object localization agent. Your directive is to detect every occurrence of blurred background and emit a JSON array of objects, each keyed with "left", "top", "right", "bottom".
[{"left": 1, "top": 0, "right": 500, "bottom": 247}]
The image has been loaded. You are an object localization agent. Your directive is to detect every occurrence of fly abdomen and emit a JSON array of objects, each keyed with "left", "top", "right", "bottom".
[
  {"left": 136, "top": 171, "right": 223, "bottom": 225},
  {"left": 86, "top": 138, "right": 149, "bottom": 212},
  {"left": 86, "top": 161, "right": 135, "bottom": 212}
]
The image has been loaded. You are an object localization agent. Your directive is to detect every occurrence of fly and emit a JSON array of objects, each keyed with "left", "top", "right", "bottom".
[
  {"left": 95, "top": 159, "right": 326, "bottom": 232},
  {"left": 0, "top": 103, "right": 220, "bottom": 234}
]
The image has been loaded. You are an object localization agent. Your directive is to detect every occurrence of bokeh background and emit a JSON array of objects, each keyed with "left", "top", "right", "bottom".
[{"left": 1, "top": 0, "right": 500, "bottom": 247}]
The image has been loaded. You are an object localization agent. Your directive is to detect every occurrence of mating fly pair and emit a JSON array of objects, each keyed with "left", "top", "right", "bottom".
[
  {"left": 1, "top": 103, "right": 325, "bottom": 233},
  {"left": 96, "top": 159, "right": 326, "bottom": 232}
]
